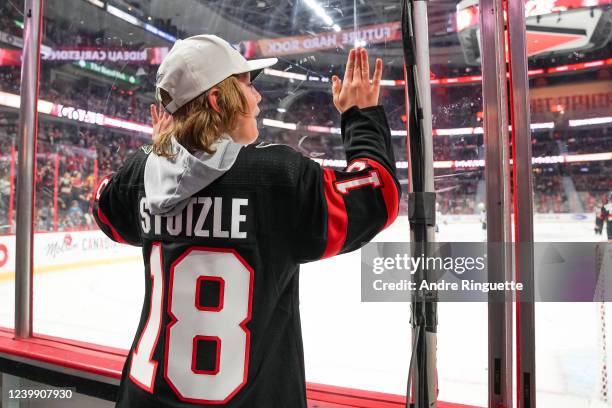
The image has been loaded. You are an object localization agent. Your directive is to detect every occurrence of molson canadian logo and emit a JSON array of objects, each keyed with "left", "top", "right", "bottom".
[
  {"left": 44, "top": 233, "right": 119, "bottom": 259},
  {"left": 45, "top": 234, "right": 77, "bottom": 259}
]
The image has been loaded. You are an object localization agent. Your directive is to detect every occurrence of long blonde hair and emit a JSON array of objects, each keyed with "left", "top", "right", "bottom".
[{"left": 153, "top": 75, "right": 248, "bottom": 158}]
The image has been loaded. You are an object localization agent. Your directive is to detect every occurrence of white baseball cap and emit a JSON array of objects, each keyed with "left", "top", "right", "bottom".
[{"left": 155, "top": 34, "right": 278, "bottom": 114}]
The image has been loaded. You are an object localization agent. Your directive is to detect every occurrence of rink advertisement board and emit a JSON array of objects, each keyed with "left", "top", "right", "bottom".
[
  {"left": 0, "top": 230, "right": 140, "bottom": 277},
  {"left": 362, "top": 242, "right": 612, "bottom": 302}
]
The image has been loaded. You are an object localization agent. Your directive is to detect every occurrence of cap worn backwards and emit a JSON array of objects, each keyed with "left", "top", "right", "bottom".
[{"left": 155, "top": 35, "right": 277, "bottom": 114}]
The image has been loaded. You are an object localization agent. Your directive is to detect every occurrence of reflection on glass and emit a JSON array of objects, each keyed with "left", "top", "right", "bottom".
[
  {"left": 523, "top": 2, "right": 612, "bottom": 241},
  {"left": 8, "top": 0, "right": 498, "bottom": 404},
  {"left": 0, "top": 0, "right": 607, "bottom": 404},
  {"left": 33, "top": 0, "right": 156, "bottom": 345},
  {"left": 29, "top": 0, "right": 418, "bottom": 398},
  {"left": 0, "top": 0, "right": 22, "bottom": 330},
  {"left": 432, "top": 1, "right": 487, "bottom": 406},
  {"left": 523, "top": 1, "right": 612, "bottom": 407}
]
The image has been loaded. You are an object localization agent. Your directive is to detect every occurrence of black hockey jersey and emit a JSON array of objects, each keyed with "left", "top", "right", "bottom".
[
  {"left": 600, "top": 203, "right": 612, "bottom": 239},
  {"left": 92, "top": 105, "right": 401, "bottom": 407}
]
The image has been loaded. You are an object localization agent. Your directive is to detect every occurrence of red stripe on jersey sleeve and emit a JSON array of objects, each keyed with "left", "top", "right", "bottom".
[
  {"left": 322, "top": 168, "right": 348, "bottom": 259},
  {"left": 94, "top": 175, "right": 128, "bottom": 245},
  {"left": 352, "top": 158, "right": 400, "bottom": 229},
  {"left": 96, "top": 206, "right": 128, "bottom": 245}
]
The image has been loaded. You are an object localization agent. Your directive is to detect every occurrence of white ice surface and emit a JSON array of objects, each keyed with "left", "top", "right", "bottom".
[{"left": 0, "top": 217, "right": 610, "bottom": 407}]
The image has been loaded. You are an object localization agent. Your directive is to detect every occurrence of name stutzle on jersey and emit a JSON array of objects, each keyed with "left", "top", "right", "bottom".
[{"left": 139, "top": 197, "right": 249, "bottom": 238}]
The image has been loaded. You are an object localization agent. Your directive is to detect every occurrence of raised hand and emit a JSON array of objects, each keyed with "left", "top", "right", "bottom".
[
  {"left": 150, "top": 104, "right": 173, "bottom": 141},
  {"left": 331, "top": 47, "right": 383, "bottom": 113}
]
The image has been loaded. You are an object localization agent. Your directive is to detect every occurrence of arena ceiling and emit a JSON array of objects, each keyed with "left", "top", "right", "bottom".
[{"left": 194, "top": 0, "right": 457, "bottom": 38}]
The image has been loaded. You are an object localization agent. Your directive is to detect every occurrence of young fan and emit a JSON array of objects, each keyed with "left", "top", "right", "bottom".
[{"left": 93, "top": 34, "right": 400, "bottom": 407}]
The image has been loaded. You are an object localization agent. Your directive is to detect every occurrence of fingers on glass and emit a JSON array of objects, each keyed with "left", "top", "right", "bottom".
[
  {"left": 373, "top": 58, "right": 383, "bottom": 83},
  {"left": 151, "top": 104, "right": 158, "bottom": 123},
  {"left": 361, "top": 48, "right": 369, "bottom": 81},
  {"left": 343, "top": 48, "right": 355, "bottom": 83},
  {"left": 354, "top": 48, "right": 361, "bottom": 82}
]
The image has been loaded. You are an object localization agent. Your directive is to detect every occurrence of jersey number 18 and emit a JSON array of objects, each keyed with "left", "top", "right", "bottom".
[{"left": 128, "top": 244, "right": 253, "bottom": 404}]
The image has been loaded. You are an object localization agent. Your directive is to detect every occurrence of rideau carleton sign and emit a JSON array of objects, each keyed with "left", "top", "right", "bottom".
[{"left": 40, "top": 47, "right": 168, "bottom": 64}]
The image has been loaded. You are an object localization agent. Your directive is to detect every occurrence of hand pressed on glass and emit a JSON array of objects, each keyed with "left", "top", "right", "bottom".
[
  {"left": 331, "top": 47, "right": 383, "bottom": 113},
  {"left": 150, "top": 104, "right": 173, "bottom": 141}
]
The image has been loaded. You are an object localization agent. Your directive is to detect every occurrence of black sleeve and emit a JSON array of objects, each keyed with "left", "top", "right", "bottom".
[
  {"left": 91, "top": 151, "right": 143, "bottom": 247},
  {"left": 290, "top": 105, "right": 401, "bottom": 263},
  {"left": 344, "top": 105, "right": 397, "bottom": 176}
]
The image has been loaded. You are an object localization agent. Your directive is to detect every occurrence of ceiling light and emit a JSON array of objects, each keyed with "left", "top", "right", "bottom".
[{"left": 303, "top": 0, "right": 336, "bottom": 28}]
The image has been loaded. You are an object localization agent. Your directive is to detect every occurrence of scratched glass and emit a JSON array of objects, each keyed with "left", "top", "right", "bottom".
[
  {"left": 26, "top": 0, "right": 416, "bottom": 397},
  {"left": 523, "top": 1, "right": 612, "bottom": 405}
]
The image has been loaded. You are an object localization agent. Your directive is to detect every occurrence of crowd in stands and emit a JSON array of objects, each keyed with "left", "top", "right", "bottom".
[
  {"left": 573, "top": 174, "right": 611, "bottom": 194},
  {"left": 0, "top": 114, "right": 146, "bottom": 233},
  {"left": 106, "top": 0, "right": 186, "bottom": 38},
  {"left": 1, "top": 0, "right": 185, "bottom": 45},
  {"left": 0, "top": 67, "right": 20, "bottom": 94},
  {"left": 571, "top": 161, "right": 612, "bottom": 212},
  {"left": 43, "top": 18, "right": 103, "bottom": 48},
  {"left": 566, "top": 129, "right": 612, "bottom": 155},
  {"left": 530, "top": 131, "right": 560, "bottom": 157},
  {"left": 433, "top": 135, "right": 481, "bottom": 161},
  {"left": 1, "top": 2, "right": 611, "bottom": 231},
  {"left": 41, "top": 76, "right": 153, "bottom": 124},
  {"left": 7, "top": 118, "right": 602, "bottom": 233},
  {"left": 431, "top": 168, "right": 481, "bottom": 215},
  {"left": 437, "top": 194, "right": 477, "bottom": 215},
  {"left": 0, "top": 112, "right": 608, "bottom": 234},
  {"left": 0, "top": 66, "right": 153, "bottom": 125},
  {"left": 0, "top": 2, "right": 21, "bottom": 36},
  {"left": 532, "top": 170, "right": 569, "bottom": 213},
  {"left": 1, "top": 1, "right": 106, "bottom": 48},
  {"left": 579, "top": 190, "right": 610, "bottom": 213},
  {"left": 0, "top": 2, "right": 157, "bottom": 124}
]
